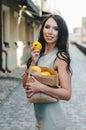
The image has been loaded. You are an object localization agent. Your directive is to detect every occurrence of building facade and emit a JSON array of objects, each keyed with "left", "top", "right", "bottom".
[
  {"left": 70, "top": 17, "right": 86, "bottom": 45},
  {"left": 0, "top": 0, "right": 61, "bottom": 73},
  {"left": 82, "top": 17, "right": 86, "bottom": 43},
  {"left": 0, "top": 0, "right": 42, "bottom": 72}
]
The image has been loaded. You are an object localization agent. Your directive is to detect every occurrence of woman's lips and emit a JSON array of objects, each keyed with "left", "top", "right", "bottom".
[{"left": 46, "top": 36, "right": 54, "bottom": 40}]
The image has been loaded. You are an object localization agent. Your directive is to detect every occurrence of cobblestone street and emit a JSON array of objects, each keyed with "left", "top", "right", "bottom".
[{"left": 0, "top": 44, "right": 86, "bottom": 130}]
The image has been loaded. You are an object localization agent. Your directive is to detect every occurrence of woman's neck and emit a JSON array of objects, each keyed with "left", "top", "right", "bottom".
[{"left": 44, "top": 43, "right": 56, "bottom": 55}]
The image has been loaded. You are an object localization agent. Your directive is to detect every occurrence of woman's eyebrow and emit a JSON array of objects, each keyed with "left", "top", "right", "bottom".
[{"left": 45, "top": 23, "right": 58, "bottom": 27}]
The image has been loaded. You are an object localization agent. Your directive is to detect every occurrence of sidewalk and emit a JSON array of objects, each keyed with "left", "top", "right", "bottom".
[
  {"left": 0, "top": 44, "right": 86, "bottom": 130},
  {"left": 71, "top": 42, "right": 86, "bottom": 55},
  {"left": 0, "top": 65, "right": 26, "bottom": 103},
  {"left": 0, "top": 66, "right": 35, "bottom": 130}
]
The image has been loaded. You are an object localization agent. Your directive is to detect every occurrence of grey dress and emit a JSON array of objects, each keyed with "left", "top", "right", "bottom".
[{"left": 34, "top": 49, "right": 67, "bottom": 130}]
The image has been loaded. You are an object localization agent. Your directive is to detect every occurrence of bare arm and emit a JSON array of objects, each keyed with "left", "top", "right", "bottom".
[
  {"left": 22, "top": 44, "right": 40, "bottom": 88},
  {"left": 26, "top": 57, "right": 72, "bottom": 101},
  {"left": 40, "top": 57, "right": 72, "bottom": 100}
]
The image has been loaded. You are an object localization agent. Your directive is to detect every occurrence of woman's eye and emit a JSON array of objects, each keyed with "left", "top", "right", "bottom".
[
  {"left": 44, "top": 25, "right": 50, "bottom": 29},
  {"left": 54, "top": 27, "right": 58, "bottom": 31},
  {"left": 44, "top": 25, "right": 58, "bottom": 31}
]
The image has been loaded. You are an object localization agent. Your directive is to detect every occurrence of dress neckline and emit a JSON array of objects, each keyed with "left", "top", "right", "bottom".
[{"left": 41, "top": 48, "right": 57, "bottom": 57}]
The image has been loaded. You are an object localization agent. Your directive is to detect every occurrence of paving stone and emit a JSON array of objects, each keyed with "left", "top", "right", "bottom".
[{"left": 0, "top": 44, "right": 86, "bottom": 130}]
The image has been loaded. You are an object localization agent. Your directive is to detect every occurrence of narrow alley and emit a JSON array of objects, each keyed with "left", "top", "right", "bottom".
[{"left": 0, "top": 44, "right": 86, "bottom": 130}]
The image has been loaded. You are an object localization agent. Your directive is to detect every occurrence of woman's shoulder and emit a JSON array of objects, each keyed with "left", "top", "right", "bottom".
[{"left": 54, "top": 52, "right": 68, "bottom": 70}]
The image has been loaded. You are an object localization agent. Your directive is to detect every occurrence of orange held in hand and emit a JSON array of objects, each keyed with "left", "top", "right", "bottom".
[{"left": 32, "top": 41, "right": 42, "bottom": 50}]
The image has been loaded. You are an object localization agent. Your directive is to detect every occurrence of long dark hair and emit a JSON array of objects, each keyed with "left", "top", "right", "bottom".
[{"left": 38, "top": 14, "right": 72, "bottom": 74}]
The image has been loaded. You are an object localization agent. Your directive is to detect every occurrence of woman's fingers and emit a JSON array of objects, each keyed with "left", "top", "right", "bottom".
[
  {"left": 27, "top": 92, "right": 35, "bottom": 98},
  {"left": 30, "top": 45, "right": 34, "bottom": 51},
  {"left": 31, "top": 49, "right": 40, "bottom": 63},
  {"left": 26, "top": 89, "right": 32, "bottom": 93},
  {"left": 33, "top": 50, "right": 40, "bottom": 56},
  {"left": 25, "top": 86, "right": 29, "bottom": 90},
  {"left": 30, "top": 76, "right": 36, "bottom": 82}
]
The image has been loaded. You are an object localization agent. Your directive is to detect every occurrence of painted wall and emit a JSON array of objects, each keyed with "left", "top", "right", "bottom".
[
  {"left": 82, "top": 17, "right": 86, "bottom": 43},
  {"left": 2, "top": 2, "right": 40, "bottom": 71}
]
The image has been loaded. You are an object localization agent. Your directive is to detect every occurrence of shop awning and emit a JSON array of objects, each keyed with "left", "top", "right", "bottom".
[
  {"left": 15, "top": 0, "right": 40, "bottom": 15},
  {"left": 15, "top": 0, "right": 51, "bottom": 22}
]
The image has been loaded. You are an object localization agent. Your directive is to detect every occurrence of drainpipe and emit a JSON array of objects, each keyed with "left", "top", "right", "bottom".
[
  {"left": 0, "top": 1, "right": 10, "bottom": 73},
  {"left": 0, "top": 0, "right": 2, "bottom": 71}
]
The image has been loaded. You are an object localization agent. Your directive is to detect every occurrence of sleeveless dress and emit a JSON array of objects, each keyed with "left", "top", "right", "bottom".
[{"left": 34, "top": 49, "right": 67, "bottom": 130}]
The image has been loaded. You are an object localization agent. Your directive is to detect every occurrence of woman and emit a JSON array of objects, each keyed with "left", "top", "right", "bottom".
[{"left": 24, "top": 15, "right": 72, "bottom": 130}]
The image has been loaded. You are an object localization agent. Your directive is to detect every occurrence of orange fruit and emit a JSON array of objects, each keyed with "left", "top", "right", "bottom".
[
  {"left": 31, "top": 66, "right": 41, "bottom": 72},
  {"left": 41, "top": 71, "right": 51, "bottom": 76},
  {"left": 32, "top": 41, "right": 42, "bottom": 50}
]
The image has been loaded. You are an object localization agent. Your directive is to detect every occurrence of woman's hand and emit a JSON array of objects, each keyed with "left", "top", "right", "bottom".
[
  {"left": 30, "top": 43, "right": 41, "bottom": 64},
  {"left": 25, "top": 76, "right": 43, "bottom": 97}
]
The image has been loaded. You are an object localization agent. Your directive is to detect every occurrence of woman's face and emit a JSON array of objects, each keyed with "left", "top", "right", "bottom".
[{"left": 43, "top": 17, "right": 58, "bottom": 44}]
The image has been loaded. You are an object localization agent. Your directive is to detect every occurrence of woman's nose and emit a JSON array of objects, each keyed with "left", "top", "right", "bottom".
[{"left": 48, "top": 28, "right": 53, "bottom": 34}]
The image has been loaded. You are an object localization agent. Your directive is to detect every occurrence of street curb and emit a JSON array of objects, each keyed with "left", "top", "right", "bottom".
[{"left": 70, "top": 42, "right": 86, "bottom": 55}]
